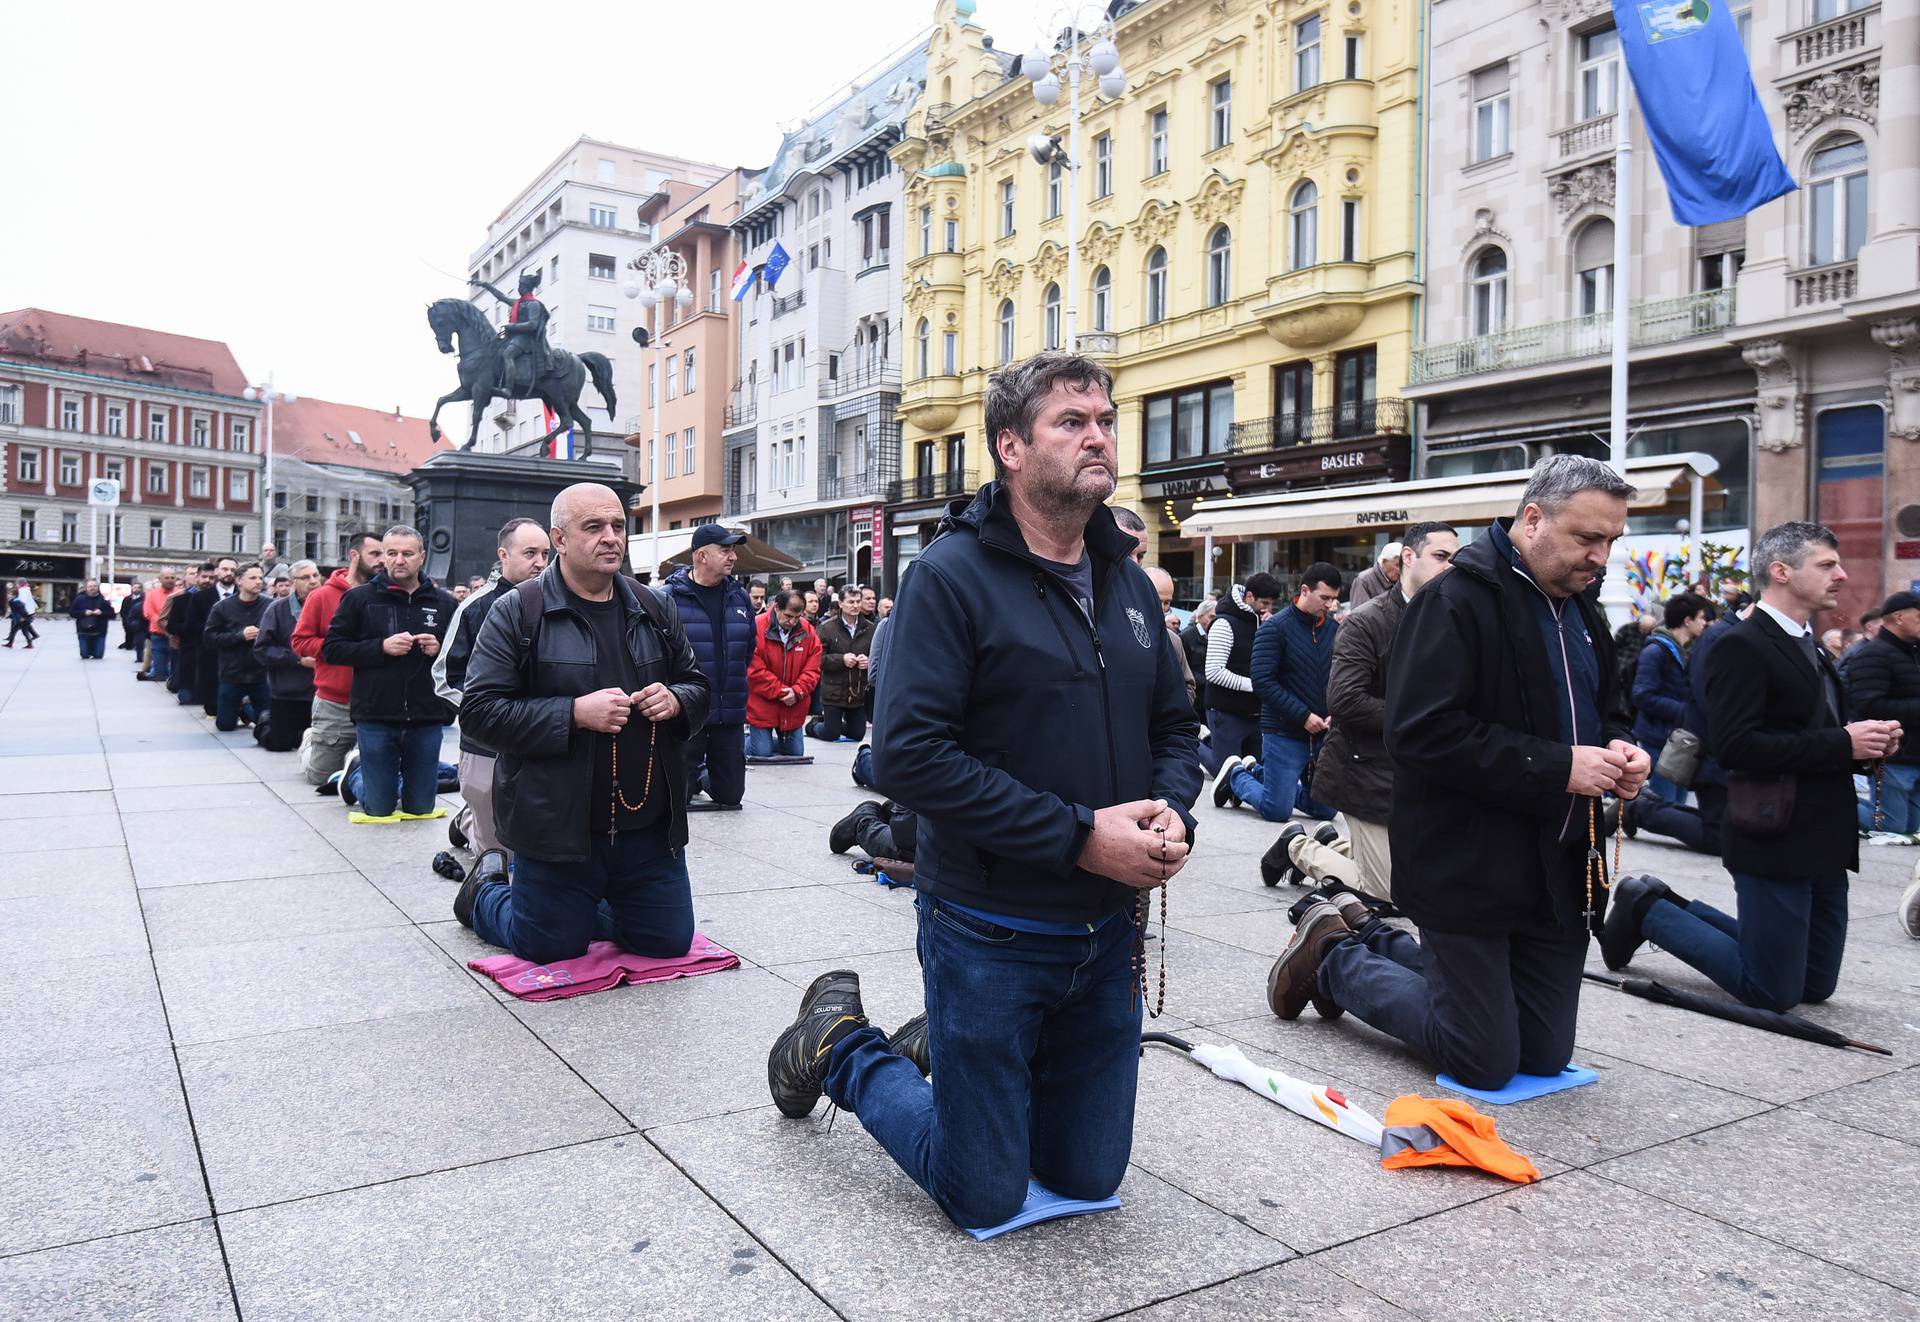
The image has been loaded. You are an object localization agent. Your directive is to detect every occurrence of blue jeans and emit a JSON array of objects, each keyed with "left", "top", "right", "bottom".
[
  {"left": 145, "top": 634, "right": 172, "bottom": 681},
  {"left": 352, "top": 721, "right": 443, "bottom": 816},
  {"left": 215, "top": 679, "right": 269, "bottom": 731},
  {"left": 1230, "top": 732, "right": 1336, "bottom": 823},
  {"left": 824, "top": 895, "right": 1141, "bottom": 1230},
  {"left": 471, "top": 823, "right": 694, "bottom": 964},
  {"left": 748, "top": 726, "right": 805, "bottom": 757},
  {"left": 77, "top": 632, "right": 106, "bottom": 659},
  {"left": 1869, "top": 763, "right": 1920, "bottom": 835},
  {"left": 1642, "top": 871, "right": 1848, "bottom": 1012}
]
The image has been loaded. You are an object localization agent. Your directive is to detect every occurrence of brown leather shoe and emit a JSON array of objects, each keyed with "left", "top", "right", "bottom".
[{"left": 1267, "top": 902, "right": 1353, "bottom": 1020}]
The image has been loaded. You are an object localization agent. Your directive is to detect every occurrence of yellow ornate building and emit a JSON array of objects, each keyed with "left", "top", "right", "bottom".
[{"left": 890, "top": 0, "right": 1423, "bottom": 590}]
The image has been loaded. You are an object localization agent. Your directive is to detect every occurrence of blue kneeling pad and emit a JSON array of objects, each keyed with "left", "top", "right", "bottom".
[
  {"left": 965, "top": 1180, "right": 1121, "bottom": 1242},
  {"left": 1436, "top": 1065, "right": 1598, "bottom": 1105}
]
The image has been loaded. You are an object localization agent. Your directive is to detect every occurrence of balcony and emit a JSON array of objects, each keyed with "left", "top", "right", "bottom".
[
  {"left": 1785, "top": 4, "right": 1878, "bottom": 71},
  {"left": 722, "top": 484, "right": 757, "bottom": 518},
  {"left": 724, "top": 387, "right": 758, "bottom": 429},
  {"left": 1409, "top": 289, "right": 1737, "bottom": 386},
  {"left": 820, "top": 360, "right": 902, "bottom": 400},
  {"left": 1791, "top": 260, "right": 1857, "bottom": 308},
  {"left": 902, "top": 373, "right": 963, "bottom": 431},
  {"left": 917, "top": 101, "right": 954, "bottom": 133},
  {"left": 1229, "top": 399, "right": 1409, "bottom": 453},
  {"left": 1552, "top": 113, "right": 1615, "bottom": 164},
  {"left": 772, "top": 290, "right": 806, "bottom": 318},
  {"left": 819, "top": 471, "right": 891, "bottom": 503},
  {"left": 857, "top": 250, "right": 892, "bottom": 276},
  {"left": 1077, "top": 331, "right": 1119, "bottom": 357},
  {"left": 887, "top": 469, "right": 978, "bottom": 506}
]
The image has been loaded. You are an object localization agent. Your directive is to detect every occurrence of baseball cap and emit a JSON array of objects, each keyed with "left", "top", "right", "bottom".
[
  {"left": 1880, "top": 590, "right": 1920, "bottom": 616},
  {"left": 690, "top": 524, "right": 747, "bottom": 551}
]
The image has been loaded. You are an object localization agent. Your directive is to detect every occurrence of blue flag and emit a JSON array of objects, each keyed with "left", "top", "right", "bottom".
[
  {"left": 1612, "top": 0, "right": 1794, "bottom": 226},
  {"left": 763, "top": 241, "right": 792, "bottom": 290}
]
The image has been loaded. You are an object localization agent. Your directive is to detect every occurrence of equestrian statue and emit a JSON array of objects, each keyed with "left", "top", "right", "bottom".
[{"left": 426, "top": 269, "right": 618, "bottom": 459}]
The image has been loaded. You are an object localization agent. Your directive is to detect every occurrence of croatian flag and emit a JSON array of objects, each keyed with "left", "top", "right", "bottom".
[
  {"left": 729, "top": 259, "right": 758, "bottom": 302},
  {"left": 543, "top": 404, "right": 575, "bottom": 460},
  {"left": 763, "top": 241, "right": 792, "bottom": 290}
]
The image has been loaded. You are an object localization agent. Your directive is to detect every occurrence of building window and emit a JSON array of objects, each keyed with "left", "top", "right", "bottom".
[
  {"left": 665, "top": 430, "right": 677, "bottom": 478},
  {"left": 860, "top": 208, "right": 890, "bottom": 268},
  {"left": 147, "top": 463, "right": 167, "bottom": 495},
  {"left": 596, "top": 158, "right": 616, "bottom": 183},
  {"left": 1579, "top": 26, "right": 1620, "bottom": 120},
  {"left": 229, "top": 470, "right": 248, "bottom": 502},
  {"left": 1289, "top": 181, "right": 1319, "bottom": 270},
  {"left": 61, "top": 397, "right": 82, "bottom": 430},
  {"left": 708, "top": 268, "right": 722, "bottom": 312},
  {"left": 1470, "top": 248, "right": 1510, "bottom": 335},
  {"left": 59, "top": 453, "right": 82, "bottom": 485},
  {"left": 683, "top": 348, "right": 696, "bottom": 393},
  {"left": 1093, "top": 133, "right": 1112, "bottom": 198},
  {"left": 304, "top": 491, "right": 318, "bottom": 512},
  {"left": 648, "top": 363, "right": 657, "bottom": 408},
  {"left": 942, "top": 331, "right": 958, "bottom": 376},
  {"left": 666, "top": 355, "right": 679, "bottom": 400},
  {"left": 1812, "top": 0, "right": 1869, "bottom": 20},
  {"left": 1574, "top": 219, "right": 1616, "bottom": 315},
  {"left": 190, "top": 521, "right": 207, "bottom": 551},
  {"left": 102, "top": 457, "right": 123, "bottom": 484},
  {"left": 191, "top": 415, "right": 209, "bottom": 447},
  {"left": 18, "top": 508, "right": 34, "bottom": 540},
  {"left": 587, "top": 305, "right": 616, "bottom": 332},
  {"left": 1334, "top": 347, "right": 1378, "bottom": 435},
  {"left": 1333, "top": 199, "right": 1358, "bottom": 262},
  {"left": 1472, "top": 63, "right": 1511, "bottom": 162},
  {"left": 944, "top": 218, "right": 959, "bottom": 252},
  {"left": 148, "top": 408, "right": 168, "bottom": 442},
  {"left": 1143, "top": 381, "right": 1235, "bottom": 465},
  {"left": 1000, "top": 179, "right": 1016, "bottom": 236},
  {"left": 1344, "top": 33, "right": 1364, "bottom": 80},
  {"left": 1276, "top": 360, "right": 1313, "bottom": 440},
  {"left": 1145, "top": 247, "right": 1169, "bottom": 324},
  {"left": 588, "top": 253, "right": 616, "bottom": 280},
  {"left": 916, "top": 318, "right": 931, "bottom": 376},
  {"left": 230, "top": 524, "right": 246, "bottom": 553},
  {"left": 1047, "top": 158, "right": 1063, "bottom": 219},
  {"left": 998, "top": 299, "right": 1017, "bottom": 365},
  {"left": 1092, "top": 266, "right": 1112, "bottom": 332},
  {"left": 1148, "top": 108, "right": 1169, "bottom": 175},
  {"left": 919, "top": 205, "right": 933, "bottom": 255},
  {"left": 683, "top": 427, "right": 695, "bottom": 475},
  {"left": 190, "top": 467, "right": 209, "bottom": 498},
  {"left": 589, "top": 202, "right": 618, "bottom": 228},
  {"left": 61, "top": 511, "right": 78, "bottom": 544},
  {"left": 1043, "top": 284, "right": 1062, "bottom": 350},
  {"left": 105, "top": 402, "right": 126, "bottom": 437},
  {"left": 19, "top": 448, "right": 40, "bottom": 482},
  {"left": 1206, "top": 225, "right": 1232, "bottom": 306},
  {"left": 1698, "top": 248, "right": 1746, "bottom": 291},
  {"left": 148, "top": 517, "right": 165, "bottom": 548},
  {"left": 1295, "top": 15, "right": 1322, "bottom": 92},
  {"left": 1807, "top": 134, "right": 1869, "bottom": 264},
  {"left": 1209, "top": 77, "right": 1232, "bottom": 151},
  {"left": 230, "top": 419, "right": 250, "bottom": 451},
  {"left": 0, "top": 383, "right": 19, "bottom": 425}
]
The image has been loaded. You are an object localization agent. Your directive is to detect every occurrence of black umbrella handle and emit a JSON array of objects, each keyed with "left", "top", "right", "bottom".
[{"left": 1141, "top": 1030, "right": 1194, "bottom": 1054}]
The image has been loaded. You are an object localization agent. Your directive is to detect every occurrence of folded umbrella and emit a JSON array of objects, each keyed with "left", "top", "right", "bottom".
[
  {"left": 1144, "top": 1031, "right": 1383, "bottom": 1146},
  {"left": 1582, "top": 972, "right": 1890, "bottom": 1055}
]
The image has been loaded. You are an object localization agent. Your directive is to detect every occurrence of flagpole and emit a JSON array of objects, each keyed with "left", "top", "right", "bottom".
[{"left": 1610, "top": 98, "right": 1632, "bottom": 476}]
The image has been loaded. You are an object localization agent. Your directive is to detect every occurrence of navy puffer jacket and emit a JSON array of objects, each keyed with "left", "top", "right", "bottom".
[{"left": 662, "top": 566, "right": 754, "bottom": 726}]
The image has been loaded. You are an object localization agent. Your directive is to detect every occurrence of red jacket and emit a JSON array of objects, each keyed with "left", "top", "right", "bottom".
[
  {"left": 746, "top": 612, "right": 821, "bottom": 732},
  {"left": 290, "top": 567, "right": 356, "bottom": 705}
]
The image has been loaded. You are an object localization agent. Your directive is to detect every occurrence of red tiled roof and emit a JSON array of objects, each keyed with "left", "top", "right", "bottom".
[
  {"left": 0, "top": 307, "right": 250, "bottom": 397},
  {"left": 271, "top": 396, "right": 453, "bottom": 477}
]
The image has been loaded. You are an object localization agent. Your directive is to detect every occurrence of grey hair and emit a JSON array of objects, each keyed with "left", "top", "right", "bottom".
[
  {"left": 1517, "top": 454, "right": 1635, "bottom": 519},
  {"left": 984, "top": 351, "right": 1115, "bottom": 476},
  {"left": 290, "top": 559, "right": 318, "bottom": 576},
  {"left": 1752, "top": 520, "right": 1839, "bottom": 581},
  {"left": 382, "top": 524, "right": 423, "bottom": 545}
]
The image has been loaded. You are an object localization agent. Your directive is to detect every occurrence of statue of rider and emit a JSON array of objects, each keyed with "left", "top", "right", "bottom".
[{"left": 468, "top": 269, "right": 550, "bottom": 396}]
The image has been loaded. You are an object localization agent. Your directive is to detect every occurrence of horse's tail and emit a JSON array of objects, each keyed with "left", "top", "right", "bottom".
[{"left": 581, "top": 352, "right": 617, "bottom": 419}]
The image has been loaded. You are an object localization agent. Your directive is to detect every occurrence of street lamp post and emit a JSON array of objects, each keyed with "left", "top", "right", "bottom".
[
  {"left": 623, "top": 250, "right": 692, "bottom": 577},
  {"left": 1023, "top": 10, "right": 1128, "bottom": 353},
  {"left": 243, "top": 376, "right": 296, "bottom": 556}
]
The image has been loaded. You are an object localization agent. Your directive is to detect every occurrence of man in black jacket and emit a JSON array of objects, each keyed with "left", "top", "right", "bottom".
[
  {"left": 1315, "top": 521, "right": 1457, "bottom": 898},
  {"left": 204, "top": 564, "right": 271, "bottom": 731},
  {"left": 321, "top": 528, "right": 457, "bottom": 820},
  {"left": 169, "top": 561, "right": 214, "bottom": 704},
  {"left": 433, "top": 517, "right": 551, "bottom": 857},
  {"left": 69, "top": 578, "right": 113, "bottom": 660},
  {"left": 120, "top": 581, "right": 147, "bottom": 658},
  {"left": 1844, "top": 589, "right": 1920, "bottom": 834},
  {"left": 455, "top": 483, "right": 710, "bottom": 964},
  {"left": 1606, "top": 523, "right": 1901, "bottom": 1008},
  {"left": 662, "top": 526, "right": 754, "bottom": 809},
  {"left": 193, "top": 557, "right": 238, "bottom": 716},
  {"left": 252, "top": 560, "right": 322, "bottom": 750},
  {"left": 765, "top": 352, "right": 1200, "bottom": 1230},
  {"left": 1269, "top": 456, "right": 1649, "bottom": 1090}
]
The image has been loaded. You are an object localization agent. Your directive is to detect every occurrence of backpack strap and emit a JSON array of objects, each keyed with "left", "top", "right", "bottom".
[{"left": 514, "top": 578, "right": 543, "bottom": 654}]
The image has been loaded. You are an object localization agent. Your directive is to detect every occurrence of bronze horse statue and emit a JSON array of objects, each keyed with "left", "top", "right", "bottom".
[{"left": 425, "top": 298, "right": 617, "bottom": 458}]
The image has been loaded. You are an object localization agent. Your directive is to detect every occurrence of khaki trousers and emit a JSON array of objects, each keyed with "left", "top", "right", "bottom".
[{"left": 1346, "top": 814, "right": 1394, "bottom": 902}]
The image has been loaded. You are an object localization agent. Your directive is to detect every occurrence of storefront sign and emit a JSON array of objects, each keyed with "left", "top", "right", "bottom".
[
  {"left": 0, "top": 553, "right": 86, "bottom": 579},
  {"left": 1354, "top": 508, "right": 1409, "bottom": 525},
  {"left": 1141, "top": 471, "right": 1228, "bottom": 499},
  {"left": 1226, "top": 434, "right": 1410, "bottom": 495}
]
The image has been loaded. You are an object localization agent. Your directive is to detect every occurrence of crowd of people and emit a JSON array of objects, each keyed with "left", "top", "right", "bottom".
[{"left": 55, "top": 347, "right": 1920, "bottom": 1238}]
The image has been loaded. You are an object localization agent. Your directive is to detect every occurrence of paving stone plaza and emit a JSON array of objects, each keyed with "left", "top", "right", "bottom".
[{"left": 3, "top": 619, "right": 1917, "bottom": 1321}]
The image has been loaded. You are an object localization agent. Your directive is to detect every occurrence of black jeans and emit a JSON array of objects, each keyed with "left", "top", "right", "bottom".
[
  {"left": 813, "top": 704, "right": 868, "bottom": 742},
  {"left": 259, "top": 696, "right": 312, "bottom": 752},
  {"left": 198, "top": 646, "right": 220, "bottom": 716},
  {"left": 1320, "top": 922, "right": 1587, "bottom": 1090},
  {"left": 683, "top": 723, "right": 746, "bottom": 805},
  {"left": 850, "top": 801, "right": 917, "bottom": 861}
]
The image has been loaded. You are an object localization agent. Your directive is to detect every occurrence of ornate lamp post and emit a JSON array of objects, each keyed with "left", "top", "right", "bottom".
[
  {"left": 1022, "top": 9, "right": 1128, "bottom": 353},
  {"left": 242, "top": 375, "right": 296, "bottom": 555},
  {"left": 623, "top": 250, "right": 692, "bottom": 576}
]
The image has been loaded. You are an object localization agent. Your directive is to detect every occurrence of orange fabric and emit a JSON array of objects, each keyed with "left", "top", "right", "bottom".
[{"left": 1379, "top": 1095, "right": 1540, "bottom": 1185}]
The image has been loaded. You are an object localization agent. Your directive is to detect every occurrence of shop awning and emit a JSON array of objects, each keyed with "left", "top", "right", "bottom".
[
  {"left": 627, "top": 529, "right": 697, "bottom": 575},
  {"left": 1181, "top": 454, "right": 1719, "bottom": 542}
]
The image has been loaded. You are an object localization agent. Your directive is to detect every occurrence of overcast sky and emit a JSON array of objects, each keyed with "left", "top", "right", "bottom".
[{"left": 0, "top": 0, "right": 1059, "bottom": 415}]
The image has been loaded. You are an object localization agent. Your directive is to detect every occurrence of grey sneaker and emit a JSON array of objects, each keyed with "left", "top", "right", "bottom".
[
  {"left": 890, "top": 1012, "right": 931, "bottom": 1077},
  {"left": 767, "top": 971, "right": 868, "bottom": 1118}
]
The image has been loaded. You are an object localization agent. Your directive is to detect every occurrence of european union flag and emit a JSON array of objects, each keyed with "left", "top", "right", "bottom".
[
  {"left": 1613, "top": 0, "right": 1794, "bottom": 226},
  {"left": 764, "top": 241, "right": 792, "bottom": 290}
]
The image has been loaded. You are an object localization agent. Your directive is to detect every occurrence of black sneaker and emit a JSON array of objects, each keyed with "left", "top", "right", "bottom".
[
  {"left": 1600, "top": 873, "right": 1670, "bottom": 971},
  {"left": 1313, "top": 822, "right": 1342, "bottom": 847},
  {"left": 767, "top": 970, "right": 868, "bottom": 1118},
  {"left": 455, "top": 849, "right": 508, "bottom": 929},
  {"left": 448, "top": 818, "right": 469, "bottom": 851},
  {"left": 1261, "top": 823, "right": 1305, "bottom": 887},
  {"left": 1211, "top": 755, "right": 1247, "bottom": 809},
  {"left": 890, "top": 1012, "right": 931, "bottom": 1077},
  {"left": 830, "top": 802, "right": 879, "bottom": 855}
]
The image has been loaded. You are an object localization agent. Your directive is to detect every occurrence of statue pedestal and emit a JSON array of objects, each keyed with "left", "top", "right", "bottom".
[{"left": 404, "top": 451, "right": 642, "bottom": 585}]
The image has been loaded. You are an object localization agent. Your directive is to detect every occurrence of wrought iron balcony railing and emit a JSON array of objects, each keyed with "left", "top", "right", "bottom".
[
  {"left": 1409, "top": 289, "right": 1736, "bottom": 385},
  {"left": 1228, "top": 399, "right": 1408, "bottom": 453},
  {"left": 887, "top": 469, "right": 978, "bottom": 505},
  {"left": 820, "top": 360, "right": 902, "bottom": 400}
]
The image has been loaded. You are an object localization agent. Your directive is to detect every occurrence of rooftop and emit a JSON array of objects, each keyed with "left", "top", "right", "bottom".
[
  {"left": 0, "top": 307, "right": 251, "bottom": 399},
  {"left": 270, "top": 395, "right": 452, "bottom": 477}
]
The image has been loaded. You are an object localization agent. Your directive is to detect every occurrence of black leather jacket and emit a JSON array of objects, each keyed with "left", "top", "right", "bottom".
[{"left": 461, "top": 566, "right": 710, "bottom": 860}]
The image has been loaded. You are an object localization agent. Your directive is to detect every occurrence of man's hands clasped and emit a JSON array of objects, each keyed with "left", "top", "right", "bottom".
[
  {"left": 572, "top": 684, "right": 682, "bottom": 733},
  {"left": 1566, "top": 740, "right": 1653, "bottom": 800},
  {"left": 1079, "top": 798, "right": 1189, "bottom": 889}
]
